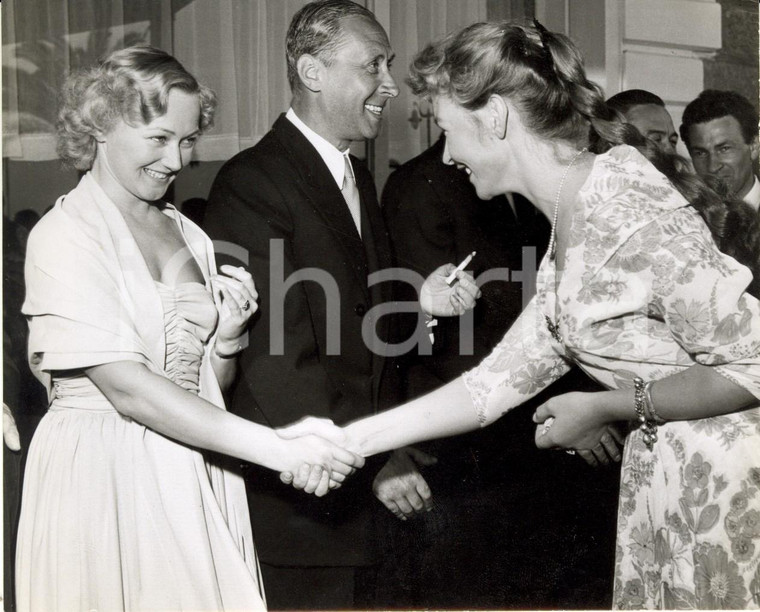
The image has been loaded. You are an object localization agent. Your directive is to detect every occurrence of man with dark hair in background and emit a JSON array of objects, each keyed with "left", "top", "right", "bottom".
[
  {"left": 606, "top": 89, "right": 678, "bottom": 154},
  {"left": 681, "top": 89, "right": 760, "bottom": 210}
]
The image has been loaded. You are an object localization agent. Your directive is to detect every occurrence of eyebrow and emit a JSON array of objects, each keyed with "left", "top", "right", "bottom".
[
  {"left": 366, "top": 51, "right": 394, "bottom": 64},
  {"left": 148, "top": 126, "right": 200, "bottom": 137},
  {"left": 704, "top": 139, "right": 735, "bottom": 149}
]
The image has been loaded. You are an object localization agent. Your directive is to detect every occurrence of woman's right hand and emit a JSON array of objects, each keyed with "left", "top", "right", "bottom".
[{"left": 274, "top": 417, "right": 365, "bottom": 497}]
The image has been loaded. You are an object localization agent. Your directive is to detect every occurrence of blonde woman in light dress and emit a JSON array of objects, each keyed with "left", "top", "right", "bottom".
[{"left": 16, "top": 45, "right": 363, "bottom": 612}]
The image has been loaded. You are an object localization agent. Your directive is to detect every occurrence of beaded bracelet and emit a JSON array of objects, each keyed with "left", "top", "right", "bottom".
[
  {"left": 633, "top": 377, "right": 658, "bottom": 450},
  {"left": 643, "top": 380, "right": 665, "bottom": 425}
]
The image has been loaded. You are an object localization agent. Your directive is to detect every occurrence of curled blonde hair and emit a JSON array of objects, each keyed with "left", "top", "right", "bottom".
[{"left": 56, "top": 45, "right": 216, "bottom": 170}]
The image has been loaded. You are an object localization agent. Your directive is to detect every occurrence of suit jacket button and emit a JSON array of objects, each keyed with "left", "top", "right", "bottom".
[{"left": 355, "top": 303, "right": 366, "bottom": 316}]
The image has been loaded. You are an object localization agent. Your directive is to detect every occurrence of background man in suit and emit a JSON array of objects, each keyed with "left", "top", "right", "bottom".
[
  {"left": 680, "top": 89, "right": 760, "bottom": 210},
  {"left": 378, "top": 135, "right": 620, "bottom": 609},
  {"left": 606, "top": 89, "right": 678, "bottom": 155},
  {"left": 203, "top": 1, "right": 432, "bottom": 609}
]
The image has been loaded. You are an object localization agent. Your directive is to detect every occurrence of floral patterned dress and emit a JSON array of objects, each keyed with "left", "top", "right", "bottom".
[{"left": 463, "top": 145, "right": 760, "bottom": 609}]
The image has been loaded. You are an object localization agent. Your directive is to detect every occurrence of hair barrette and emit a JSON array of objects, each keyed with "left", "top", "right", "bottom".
[{"left": 532, "top": 18, "right": 556, "bottom": 75}]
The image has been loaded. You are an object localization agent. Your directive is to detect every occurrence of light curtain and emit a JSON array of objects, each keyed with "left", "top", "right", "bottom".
[
  {"left": 172, "top": 0, "right": 312, "bottom": 160},
  {"left": 2, "top": 0, "right": 485, "bottom": 167},
  {"left": 2, "top": 0, "right": 172, "bottom": 160},
  {"left": 385, "top": 0, "right": 487, "bottom": 169}
]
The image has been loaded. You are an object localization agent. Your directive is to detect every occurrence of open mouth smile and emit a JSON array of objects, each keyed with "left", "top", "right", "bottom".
[{"left": 144, "top": 168, "right": 172, "bottom": 181}]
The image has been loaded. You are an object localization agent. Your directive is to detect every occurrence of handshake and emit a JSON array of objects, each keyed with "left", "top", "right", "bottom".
[
  {"left": 265, "top": 263, "right": 482, "bottom": 498},
  {"left": 273, "top": 416, "right": 364, "bottom": 498}
]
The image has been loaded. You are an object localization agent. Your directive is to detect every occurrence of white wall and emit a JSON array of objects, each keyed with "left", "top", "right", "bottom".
[{"left": 536, "top": 0, "right": 723, "bottom": 156}]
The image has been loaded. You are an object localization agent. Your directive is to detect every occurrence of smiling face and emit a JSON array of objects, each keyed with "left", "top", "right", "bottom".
[
  {"left": 434, "top": 96, "right": 507, "bottom": 200},
  {"left": 314, "top": 15, "right": 398, "bottom": 149},
  {"left": 686, "top": 115, "right": 759, "bottom": 199},
  {"left": 624, "top": 104, "right": 678, "bottom": 154},
  {"left": 94, "top": 88, "right": 201, "bottom": 208}
]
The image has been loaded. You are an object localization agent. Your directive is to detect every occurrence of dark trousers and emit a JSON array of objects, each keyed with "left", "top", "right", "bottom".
[
  {"left": 259, "top": 563, "right": 377, "bottom": 610},
  {"left": 372, "top": 372, "right": 621, "bottom": 609}
]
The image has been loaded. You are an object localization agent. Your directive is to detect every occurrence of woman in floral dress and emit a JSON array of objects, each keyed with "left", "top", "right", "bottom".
[{"left": 339, "top": 22, "right": 760, "bottom": 609}]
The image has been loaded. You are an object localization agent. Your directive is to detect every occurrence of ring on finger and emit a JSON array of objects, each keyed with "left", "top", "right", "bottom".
[
  {"left": 242, "top": 300, "right": 251, "bottom": 311},
  {"left": 540, "top": 416, "right": 555, "bottom": 436}
]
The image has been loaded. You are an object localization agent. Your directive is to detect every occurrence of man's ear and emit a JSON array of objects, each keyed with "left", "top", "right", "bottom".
[
  {"left": 749, "top": 134, "right": 759, "bottom": 163},
  {"left": 487, "top": 94, "right": 508, "bottom": 140},
  {"left": 296, "top": 54, "right": 322, "bottom": 93}
]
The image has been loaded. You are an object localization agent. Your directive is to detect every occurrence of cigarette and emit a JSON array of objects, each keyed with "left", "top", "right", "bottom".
[{"left": 446, "top": 251, "right": 476, "bottom": 285}]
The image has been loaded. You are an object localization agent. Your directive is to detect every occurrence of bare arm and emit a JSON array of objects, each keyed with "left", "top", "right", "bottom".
[
  {"left": 345, "top": 295, "right": 573, "bottom": 459},
  {"left": 86, "top": 361, "right": 363, "bottom": 483},
  {"left": 344, "top": 377, "right": 481, "bottom": 458},
  {"left": 209, "top": 347, "right": 239, "bottom": 392},
  {"left": 534, "top": 364, "right": 756, "bottom": 452},
  {"left": 347, "top": 363, "right": 756, "bottom": 462},
  {"left": 610, "top": 364, "right": 755, "bottom": 422}
]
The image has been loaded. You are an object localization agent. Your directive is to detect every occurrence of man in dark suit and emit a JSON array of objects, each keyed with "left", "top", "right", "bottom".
[
  {"left": 379, "top": 135, "right": 621, "bottom": 609},
  {"left": 203, "top": 1, "right": 426, "bottom": 609}
]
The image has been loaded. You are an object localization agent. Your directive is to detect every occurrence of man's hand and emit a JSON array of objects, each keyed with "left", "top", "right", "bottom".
[
  {"left": 373, "top": 447, "right": 437, "bottom": 520},
  {"left": 420, "top": 264, "right": 480, "bottom": 317}
]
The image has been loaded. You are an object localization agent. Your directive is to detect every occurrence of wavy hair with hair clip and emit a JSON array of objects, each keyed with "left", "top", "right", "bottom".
[
  {"left": 408, "top": 21, "right": 759, "bottom": 284},
  {"left": 531, "top": 19, "right": 557, "bottom": 78}
]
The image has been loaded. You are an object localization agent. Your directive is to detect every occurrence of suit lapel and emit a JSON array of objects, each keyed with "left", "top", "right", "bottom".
[
  {"left": 270, "top": 116, "right": 391, "bottom": 400},
  {"left": 353, "top": 158, "right": 393, "bottom": 401},
  {"left": 355, "top": 157, "right": 393, "bottom": 299},
  {"left": 271, "top": 116, "right": 370, "bottom": 302}
]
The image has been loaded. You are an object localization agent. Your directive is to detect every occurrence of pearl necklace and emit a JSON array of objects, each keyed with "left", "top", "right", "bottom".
[{"left": 547, "top": 147, "right": 587, "bottom": 260}]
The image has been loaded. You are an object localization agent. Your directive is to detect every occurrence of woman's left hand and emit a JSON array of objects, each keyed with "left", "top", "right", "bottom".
[
  {"left": 533, "top": 391, "right": 625, "bottom": 466},
  {"left": 211, "top": 264, "right": 258, "bottom": 349},
  {"left": 420, "top": 264, "right": 481, "bottom": 317}
]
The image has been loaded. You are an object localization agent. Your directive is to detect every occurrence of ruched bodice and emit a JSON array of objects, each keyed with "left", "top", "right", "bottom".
[
  {"left": 17, "top": 174, "right": 264, "bottom": 612},
  {"left": 46, "top": 283, "right": 218, "bottom": 409},
  {"left": 155, "top": 281, "right": 217, "bottom": 395}
]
